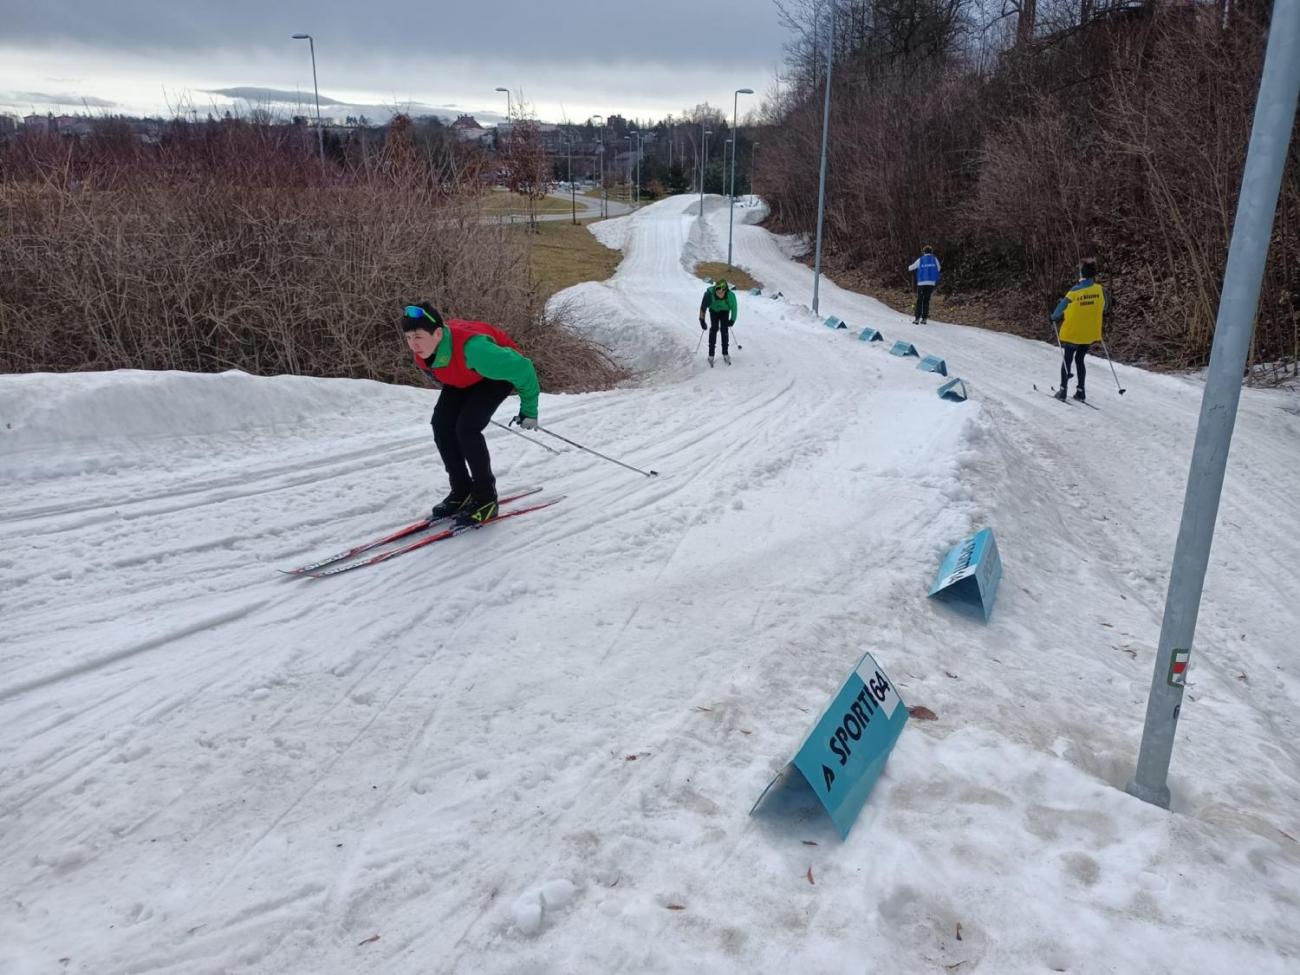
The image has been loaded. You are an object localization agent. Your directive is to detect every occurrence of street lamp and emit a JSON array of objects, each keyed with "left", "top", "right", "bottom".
[
  {"left": 699, "top": 125, "right": 712, "bottom": 218},
  {"left": 727, "top": 87, "right": 754, "bottom": 267},
  {"left": 751, "top": 140, "right": 759, "bottom": 203},
  {"left": 811, "top": 9, "right": 835, "bottom": 314},
  {"left": 624, "top": 135, "right": 633, "bottom": 204},
  {"left": 494, "top": 87, "right": 512, "bottom": 150},
  {"left": 567, "top": 128, "right": 577, "bottom": 225},
  {"left": 291, "top": 33, "right": 325, "bottom": 174},
  {"left": 591, "top": 114, "right": 607, "bottom": 218},
  {"left": 629, "top": 131, "right": 641, "bottom": 205}
]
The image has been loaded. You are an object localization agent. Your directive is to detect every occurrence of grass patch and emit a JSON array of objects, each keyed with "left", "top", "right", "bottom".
[
  {"left": 481, "top": 189, "right": 577, "bottom": 216},
  {"left": 692, "top": 262, "right": 763, "bottom": 292},
  {"left": 518, "top": 220, "right": 623, "bottom": 302},
  {"left": 583, "top": 185, "right": 635, "bottom": 203}
]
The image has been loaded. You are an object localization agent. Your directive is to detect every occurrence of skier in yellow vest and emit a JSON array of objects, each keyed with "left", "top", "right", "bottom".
[{"left": 1051, "top": 259, "right": 1108, "bottom": 402}]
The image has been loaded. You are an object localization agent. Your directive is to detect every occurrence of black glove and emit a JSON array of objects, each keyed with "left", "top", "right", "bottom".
[
  {"left": 699, "top": 319, "right": 707, "bottom": 331},
  {"left": 510, "top": 413, "right": 538, "bottom": 431}
]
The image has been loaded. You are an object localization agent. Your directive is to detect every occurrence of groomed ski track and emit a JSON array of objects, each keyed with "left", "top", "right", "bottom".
[{"left": 1, "top": 195, "right": 1298, "bottom": 974}]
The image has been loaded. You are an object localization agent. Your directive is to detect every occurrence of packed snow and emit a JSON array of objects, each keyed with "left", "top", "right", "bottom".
[{"left": 2, "top": 195, "right": 1298, "bottom": 974}]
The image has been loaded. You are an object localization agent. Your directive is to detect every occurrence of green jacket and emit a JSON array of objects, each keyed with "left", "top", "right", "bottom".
[
  {"left": 699, "top": 284, "right": 739, "bottom": 323},
  {"left": 424, "top": 326, "right": 541, "bottom": 418}
]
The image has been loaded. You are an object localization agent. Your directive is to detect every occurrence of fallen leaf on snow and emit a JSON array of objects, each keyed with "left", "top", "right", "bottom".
[
  {"left": 806, "top": 867, "right": 815, "bottom": 885},
  {"left": 666, "top": 903, "right": 686, "bottom": 911},
  {"left": 358, "top": 934, "right": 380, "bottom": 946},
  {"left": 694, "top": 706, "right": 713, "bottom": 712},
  {"left": 908, "top": 706, "right": 938, "bottom": 721},
  {"left": 956, "top": 922, "right": 963, "bottom": 941},
  {"left": 944, "top": 671, "right": 960, "bottom": 680},
  {"left": 801, "top": 840, "right": 819, "bottom": 846},
  {"left": 1237, "top": 672, "right": 1248, "bottom": 682},
  {"left": 740, "top": 729, "right": 752, "bottom": 735}
]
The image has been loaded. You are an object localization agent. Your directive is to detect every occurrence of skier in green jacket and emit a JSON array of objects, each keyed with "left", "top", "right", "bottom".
[
  {"left": 698, "top": 278, "right": 738, "bottom": 367},
  {"left": 401, "top": 303, "right": 540, "bottom": 525}
]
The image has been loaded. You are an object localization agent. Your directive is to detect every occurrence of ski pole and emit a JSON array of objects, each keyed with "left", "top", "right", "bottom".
[
  {"left": 1052, "top": 320, "right": 1073, "bottom": 379},
  {"left": 491, "top": 419, "right": 562, "bottom": 454},
  {"left": 537, "top": 425, "right": 659, "bottom": 477},
  {"left": 1100, "top": 340, "right": 1127, "bottom": 395},
  {"left": 695, "top": 327, "right": 706, "bottom": 356}
]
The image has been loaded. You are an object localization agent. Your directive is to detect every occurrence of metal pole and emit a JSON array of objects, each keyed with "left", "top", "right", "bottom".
[
  {"left": 728, "top": 87, "right": 753, "bottom": 267},
  {"left": 811, "top": 6, "right": 835, "bottom": 315},
  {"left": 700, "top": 126, "right": 711, "bottom": 218},
  {"left": 751, "top": 140, "right": 759, "bottom": 203},
  {"left": 569, "top": 136, "right": 576, "bottom": 225},
  {"left": 292, "top": 34, "right": 325, "bottom": 174},
  {"left": 1126, "top": 0, "right": 1300, "bottom": 810}
]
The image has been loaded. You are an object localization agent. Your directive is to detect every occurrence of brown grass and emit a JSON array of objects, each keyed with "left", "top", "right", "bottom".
[
  {"left": 692, "top": 262, "right": 763, "bottom": 292},
  {"left": 520, "top": 220, "right": 624, "bottom": 302}
]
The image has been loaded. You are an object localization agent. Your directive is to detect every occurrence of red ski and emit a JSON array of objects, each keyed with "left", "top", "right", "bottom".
[
  {"left": 281, "top": 486, "right": 542, "bottom": 576},
  {"left": 300, "top": 495, "right": 565, "bottom": 578}
]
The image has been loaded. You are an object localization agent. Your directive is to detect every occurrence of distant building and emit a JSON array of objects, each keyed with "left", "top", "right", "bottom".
[
  {"left": 0, "top": 114, "right": 17, "bottom": 135},
  {"left": 451, "top": 114, "right": 491, "bottom": 144},
  {"left": 23, "top": 113, "right": 52, "bottom": 134}
]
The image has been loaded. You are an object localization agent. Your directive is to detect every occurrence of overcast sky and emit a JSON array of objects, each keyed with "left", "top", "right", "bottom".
[{"left": 0, "top": 0, "right": 790, "bottom": 124}]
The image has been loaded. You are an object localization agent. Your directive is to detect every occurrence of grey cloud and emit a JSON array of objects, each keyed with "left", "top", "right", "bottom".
[
  {"left": 200, "top": 87, "right": 492, "bottom": 123},
  {"left": 1, "top": 0, "right": 785, "bottom": 65},
  {"left": 0, "top": 90, "right": 117, "bottom": 109}
]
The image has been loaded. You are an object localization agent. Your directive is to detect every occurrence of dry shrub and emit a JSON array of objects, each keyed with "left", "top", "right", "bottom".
[
  {"left": 0, "top": 118, "right": 624, "bottom": 392},
  {"left": 760, "top": 6, "right": 1300, "bottom": 376}
]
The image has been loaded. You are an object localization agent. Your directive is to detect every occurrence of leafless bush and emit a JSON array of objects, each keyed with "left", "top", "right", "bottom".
[
  {"left": 0, "top": 118, "right": 624, "bottom": 393},
  {"left": 761, "top": 4, "right": 1300, "bottom": 374}
]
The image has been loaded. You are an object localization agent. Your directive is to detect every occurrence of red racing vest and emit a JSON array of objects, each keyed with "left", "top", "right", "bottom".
[{"left": 413, "top": 319, "right": 520, "bottom": 388}]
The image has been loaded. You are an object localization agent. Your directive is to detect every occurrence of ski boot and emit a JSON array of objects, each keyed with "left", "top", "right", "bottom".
[
  {"left": 707, "top": 357, "right": 715, "bottom": 367},
  {"left": 1054, "top": 387, "right": 1068, "bottom": 401},
  {"left": 1072, "top": 388, "right": 1086, "bottom": 402},
  {"left": 457, "top": 494, "right": 499, "bottom": 526},
  {"left": 723, "top": 354, "right": 731, "bottom": 365},
  {"left": 430, "top": 491, "right": 472, "bottom": 520}
]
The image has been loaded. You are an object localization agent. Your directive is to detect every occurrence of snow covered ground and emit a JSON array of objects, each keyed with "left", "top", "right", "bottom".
[{"left": 2, "top": 195, "right": 1298, "bottom": 975}]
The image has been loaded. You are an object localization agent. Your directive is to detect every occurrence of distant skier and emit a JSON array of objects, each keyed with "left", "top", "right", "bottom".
[
  {"left": 699, "top": 278, "right": 738, "bottom": 366},
  {"left": 401, "top": 303, "right": 540, "bottom": 524},
  {"left": 907, "top": 246, "right": 941, "bottom": 324},
  {"left": 1051, "top": 259, "right": 1108, "bottom": 402}
]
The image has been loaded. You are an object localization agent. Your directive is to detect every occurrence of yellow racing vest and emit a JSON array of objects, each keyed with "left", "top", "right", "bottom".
[{"left": 1058, "top": 282, "right": 1105, "bottom": 345}]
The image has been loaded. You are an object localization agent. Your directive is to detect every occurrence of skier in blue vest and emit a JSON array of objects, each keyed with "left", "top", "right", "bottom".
[{"left": 908, "top": 246, "right": 941, "bottom": 324}]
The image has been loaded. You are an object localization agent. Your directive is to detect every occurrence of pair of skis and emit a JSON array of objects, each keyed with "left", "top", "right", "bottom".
[
  {"left": 281, "top": 486, "right": 561, "bottom": 578},
  {"left": 1033, "top": 383, "right": 1101, "bottom": 411}
]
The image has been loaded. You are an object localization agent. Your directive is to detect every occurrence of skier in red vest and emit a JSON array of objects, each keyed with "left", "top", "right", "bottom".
[{"left": 401, "top": 303, "right": 540, "bottom": 525}]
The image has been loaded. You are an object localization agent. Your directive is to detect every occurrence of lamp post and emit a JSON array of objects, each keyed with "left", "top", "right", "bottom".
[
  {"left": 591, "top": 114, "right": 607, "bottom": 218},
  {"left": 727, "top": 87, "right": 754, "bottom": 268},
  {"left": 624, "top": 135, "right": 633, "bottom": 205},
  {"left": 699, "top": 125, "right": 711, "bottom": 218},
  {"left": 811, "top": 6, "right": 835, "bottom": 315},
  {"left": 567, "top": 130, "right": 577, "bottom": 225},
  {"left": 291, "top": 33, "right": 325, "bottom": 174},
  {"left": 751, "top": 140, "right": 759, "bottom": 203},
  {"left": 494, "top": 87, "right": 512, "bottom": 151},
  {"left": 629, "top": 131, "right": 641, "bottom": 205},
  {"left": 1126, "top": 0, "right": 1300, "bottom": 810}
]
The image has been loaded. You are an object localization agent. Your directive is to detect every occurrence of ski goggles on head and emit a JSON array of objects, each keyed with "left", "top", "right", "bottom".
[{"left": 401, "top": 305, "right": 444, "bottom": 331}]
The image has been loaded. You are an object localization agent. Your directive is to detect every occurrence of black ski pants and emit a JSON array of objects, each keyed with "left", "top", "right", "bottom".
[
  {"left": 431, "top": 379, "right": 513, "bottom": 499},
  {"left": 708, "top": 308, "right": 732, "bottom": 356},
  {"left": 914, "top": 284, "right": 935, "bottom": 323},
  {"left": 1060, "top": 342, "right": 1088, "bottom": 392}
]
